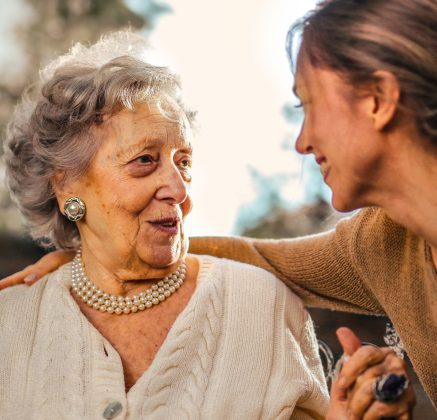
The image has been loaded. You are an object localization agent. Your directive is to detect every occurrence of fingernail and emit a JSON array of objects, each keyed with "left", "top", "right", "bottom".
[
  {"left": 342, "top": 355, "right": 350, "bottom": 363},
  {"left": 24, "top": 273, "right": 39, "bottom": 284}
]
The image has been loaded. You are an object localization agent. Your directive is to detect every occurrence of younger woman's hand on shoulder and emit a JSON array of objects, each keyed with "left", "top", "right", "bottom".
[{"left": 0, "top": 250, "right": 74, "bottom": 290}]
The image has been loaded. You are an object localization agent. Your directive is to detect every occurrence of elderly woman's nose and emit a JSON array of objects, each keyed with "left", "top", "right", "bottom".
[{"left": 155, "top": 164, "right": 188, "bottom": 203}]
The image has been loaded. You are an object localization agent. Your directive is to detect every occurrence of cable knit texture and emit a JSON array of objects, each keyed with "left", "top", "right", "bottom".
[
  {"left": 189, "top": 207, "right": 437, "bottom": 409},
  {"left": 0, "top": 255, "right": 329, "bottom": 419}
]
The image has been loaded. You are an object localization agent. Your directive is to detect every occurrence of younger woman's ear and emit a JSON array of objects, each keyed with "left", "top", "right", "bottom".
[{"left": 370, "top": 70, "right": 401, "bottom": 131}]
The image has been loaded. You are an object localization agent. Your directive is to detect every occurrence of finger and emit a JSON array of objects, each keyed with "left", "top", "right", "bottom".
[
  {"left": 325, "top": 403, "right": 349, "bottom": 420},
  {"left": 23, "top": 251, "right": 74, "bottom": 284},
  {"left": 331, "top": 376, "right": 349, "bottom": 403},
  {"left": 348, "top": 357, "right": 410, "bottom": 414},
  {"left": 336, "top": 327, "right": 362, "bottom": 356},
  {"left": 326, "top": 383, "right": 349, "bottom": 420},
  {"left": 354, "top": 353, "right": 408, "bottom": 389},
  {"left": 347, "top": 377, "right": 375, "bottom": 418},
  {"left": 362, "top": 390, "right": 415, "bottom": 420},
  {"left": 398, "top": 408, "right": 414, "bottom": 420},
  {"left": 37, "top": 250, "right": 75, "bottom": 270},
  {"left": 347, "top": 362, "right": 387, "bottom": 407},
  {"left": 348, "top": 378, "right": 415, "bottom": 419},
  {"left": 0, "top": 250, "right": 74, "bottom": 291},
  {"left": 0, "top": 266, "right": 37, "bottom": 290},
  {"left": 337, "top": 346, "right": 394, "bottom": 390},
  {"left": 384, "top": 352, "right": 408, "bottom": 372}
]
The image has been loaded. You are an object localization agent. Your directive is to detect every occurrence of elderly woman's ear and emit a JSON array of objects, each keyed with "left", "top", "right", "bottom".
[
  {"left": 51, "top": 170, "right": 85, "bottom": 221},
  {"left": 51, "top": 170, "right": 69, "bottom": 208}
]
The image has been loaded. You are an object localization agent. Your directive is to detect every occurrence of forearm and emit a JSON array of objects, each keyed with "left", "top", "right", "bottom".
[{"left": 189, "top": 229, "right": 383, "bottom": 315}]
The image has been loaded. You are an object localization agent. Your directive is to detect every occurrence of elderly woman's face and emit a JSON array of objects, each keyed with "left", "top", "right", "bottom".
[{"left": 69, "top": 102, "right": 193, "bottom": 272}]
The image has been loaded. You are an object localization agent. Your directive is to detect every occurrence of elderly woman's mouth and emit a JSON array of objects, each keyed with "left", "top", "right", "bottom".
[{"left": 148, "top": 217, "right": 180, "bottom": 234}]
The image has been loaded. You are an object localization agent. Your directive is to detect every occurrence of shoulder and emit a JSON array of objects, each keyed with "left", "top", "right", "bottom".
[
  {"left": 0, "top": 264, "right": 70, "bottom": 327},
  {"left": 337, "top": 207, "right": 409, "bottom": 244},
  {"left": 337, "top": 207, "right": 413, "bottom": 262},
  {"left": 0, "top": 276, "right": 49, "bottom": 364},
  {"left": 197, "top": 254, "right": 299, "bottom": 293},
  {"left": 196, "top": 255, "right": 307, "bottom": 331},
  {"left": 0, "top": 276, "right": 48, "bottom": 315}
]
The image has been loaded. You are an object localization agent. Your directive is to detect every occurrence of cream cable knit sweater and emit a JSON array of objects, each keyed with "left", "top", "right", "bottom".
[{"left": 0, "top": 255, "right": 328, "bottom": 419}]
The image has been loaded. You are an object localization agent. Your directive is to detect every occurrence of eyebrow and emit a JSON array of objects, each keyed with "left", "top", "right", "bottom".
[
  {"left": 117, "top": 137, "right": 161, "bottom": 156},
  {"left": 116, "top": 136, "right": 193, "bottom": 160}
]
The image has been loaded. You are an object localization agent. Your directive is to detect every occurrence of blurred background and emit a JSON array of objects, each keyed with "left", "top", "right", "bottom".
[{"left": 0, "top": 0, "right": 434, "bottom": 415}]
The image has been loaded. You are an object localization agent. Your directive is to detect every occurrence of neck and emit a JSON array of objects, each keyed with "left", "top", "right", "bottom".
[
  {"left": 77, "top": 246, "right": 184, "bottom": 297},
  {"left": 367, "top": 136, "right": 437, "bottom": 251}
]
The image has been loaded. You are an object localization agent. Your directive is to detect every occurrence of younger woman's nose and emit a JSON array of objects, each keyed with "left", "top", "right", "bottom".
[{"left": 295, "top": 129, "right": 313, "bottom": 155}]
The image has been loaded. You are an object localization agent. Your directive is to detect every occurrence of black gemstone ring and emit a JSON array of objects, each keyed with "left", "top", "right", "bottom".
[{"left": 373, "top": 373, "right": 409, "bottom": 403}]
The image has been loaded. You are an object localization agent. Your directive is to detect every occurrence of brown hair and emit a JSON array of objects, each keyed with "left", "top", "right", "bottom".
[{"left": 287, "top": 0, "right": 437, "bottom": 144}]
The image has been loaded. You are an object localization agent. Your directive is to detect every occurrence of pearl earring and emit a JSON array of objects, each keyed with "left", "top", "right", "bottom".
[{"left": 64, "top": 197, "right": 86, "bottom": 222}]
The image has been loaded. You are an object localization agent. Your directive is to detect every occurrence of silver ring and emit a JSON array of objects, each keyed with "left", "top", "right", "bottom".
[{"left": 373, "top": 373, "right": 409, "bottom": 403}]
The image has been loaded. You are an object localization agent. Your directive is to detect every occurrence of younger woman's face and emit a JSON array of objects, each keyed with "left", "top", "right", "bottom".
[{"left": 293, "top": 53, "right": 387, "bottom": 212}]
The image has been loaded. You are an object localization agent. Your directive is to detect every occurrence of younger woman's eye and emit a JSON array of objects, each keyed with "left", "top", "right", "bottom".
[{"left": 294, "top": 102, "right": 303, "bottom": 109}]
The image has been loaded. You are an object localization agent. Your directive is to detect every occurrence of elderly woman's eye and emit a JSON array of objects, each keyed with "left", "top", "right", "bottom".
[
  {"left": 136, "top": 155, "right": 154, "bottom": 164},
  {"left": 177, "top": 156, "right": 192, "bottom": 181},
  {"left": 180, "top": 158, "right": 192, "bottom": 168},
  {"left": 128, "top": 154, "right": 158, "bottom": 177}
]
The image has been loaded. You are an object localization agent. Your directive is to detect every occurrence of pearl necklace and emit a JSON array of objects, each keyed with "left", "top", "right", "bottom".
[{"left": 71, "top": 250, "right": 186, "bottom": 315}]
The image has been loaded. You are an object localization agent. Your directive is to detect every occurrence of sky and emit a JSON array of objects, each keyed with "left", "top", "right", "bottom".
[
  {"left": 149, "top": 0, "right": 321, "bottom": 236},
  {"left": 0, "top": 0, "right": 325, "bottom": 237}
]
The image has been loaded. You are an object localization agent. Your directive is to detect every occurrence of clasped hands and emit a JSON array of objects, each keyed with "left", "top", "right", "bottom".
[{"left": 328, "top": 327, "right": 415, "bottom": 419}]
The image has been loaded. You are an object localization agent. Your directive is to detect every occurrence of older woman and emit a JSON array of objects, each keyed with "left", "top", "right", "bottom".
[{"left": 0, "top": 32, "right": 338, "bottom": 419}]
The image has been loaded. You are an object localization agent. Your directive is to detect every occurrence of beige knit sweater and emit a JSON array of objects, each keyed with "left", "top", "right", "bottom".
[
  {"left": 0, "top": 255, "right": 329, "bottom": 419},
  {"left": 189, "top": 207, "right": 437, "bottom": 409}
]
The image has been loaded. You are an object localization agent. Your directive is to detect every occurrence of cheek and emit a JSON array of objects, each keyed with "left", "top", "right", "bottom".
[
  {"left": 181, "top": 195, "right": 193, "bottom": 218},
  {"left": 113, "top": 180, "right": 157, "bottom": 215}
]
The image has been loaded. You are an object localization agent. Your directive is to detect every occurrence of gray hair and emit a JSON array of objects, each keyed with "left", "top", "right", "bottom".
[
  {"left": 287, "top": 0, "right": 437, "bottom": 145},
  {"left": 3, "top": 31, "right": 196, "bottom": 250}
]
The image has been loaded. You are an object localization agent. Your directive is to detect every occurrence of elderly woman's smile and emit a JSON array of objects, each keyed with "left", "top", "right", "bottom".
[{"left": 55, "top": 102, "right": 193, "bottom": 291}]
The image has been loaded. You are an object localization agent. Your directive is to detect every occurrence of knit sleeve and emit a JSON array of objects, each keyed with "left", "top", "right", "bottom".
[
  {"left": 289, "top": 312, "right": 330, "bottom": 420},
  {"left": 189, "top": 208, "right": 385, "bottom": 314},
  {"left": 260, "top": 280, "right": 329, "bottom": 420}
]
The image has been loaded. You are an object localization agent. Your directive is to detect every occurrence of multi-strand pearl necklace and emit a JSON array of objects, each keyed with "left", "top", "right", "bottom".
[{"left": 71, "top": 250, "right": 186, "bottom": 315}]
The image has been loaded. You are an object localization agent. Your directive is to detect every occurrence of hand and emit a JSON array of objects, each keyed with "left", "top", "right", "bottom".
[
  {"left": 326, "top": 327, "right": 415, "bottom": 419},
  {"left": 0, "top": 250, "right": 74, "bottom": 290}
]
